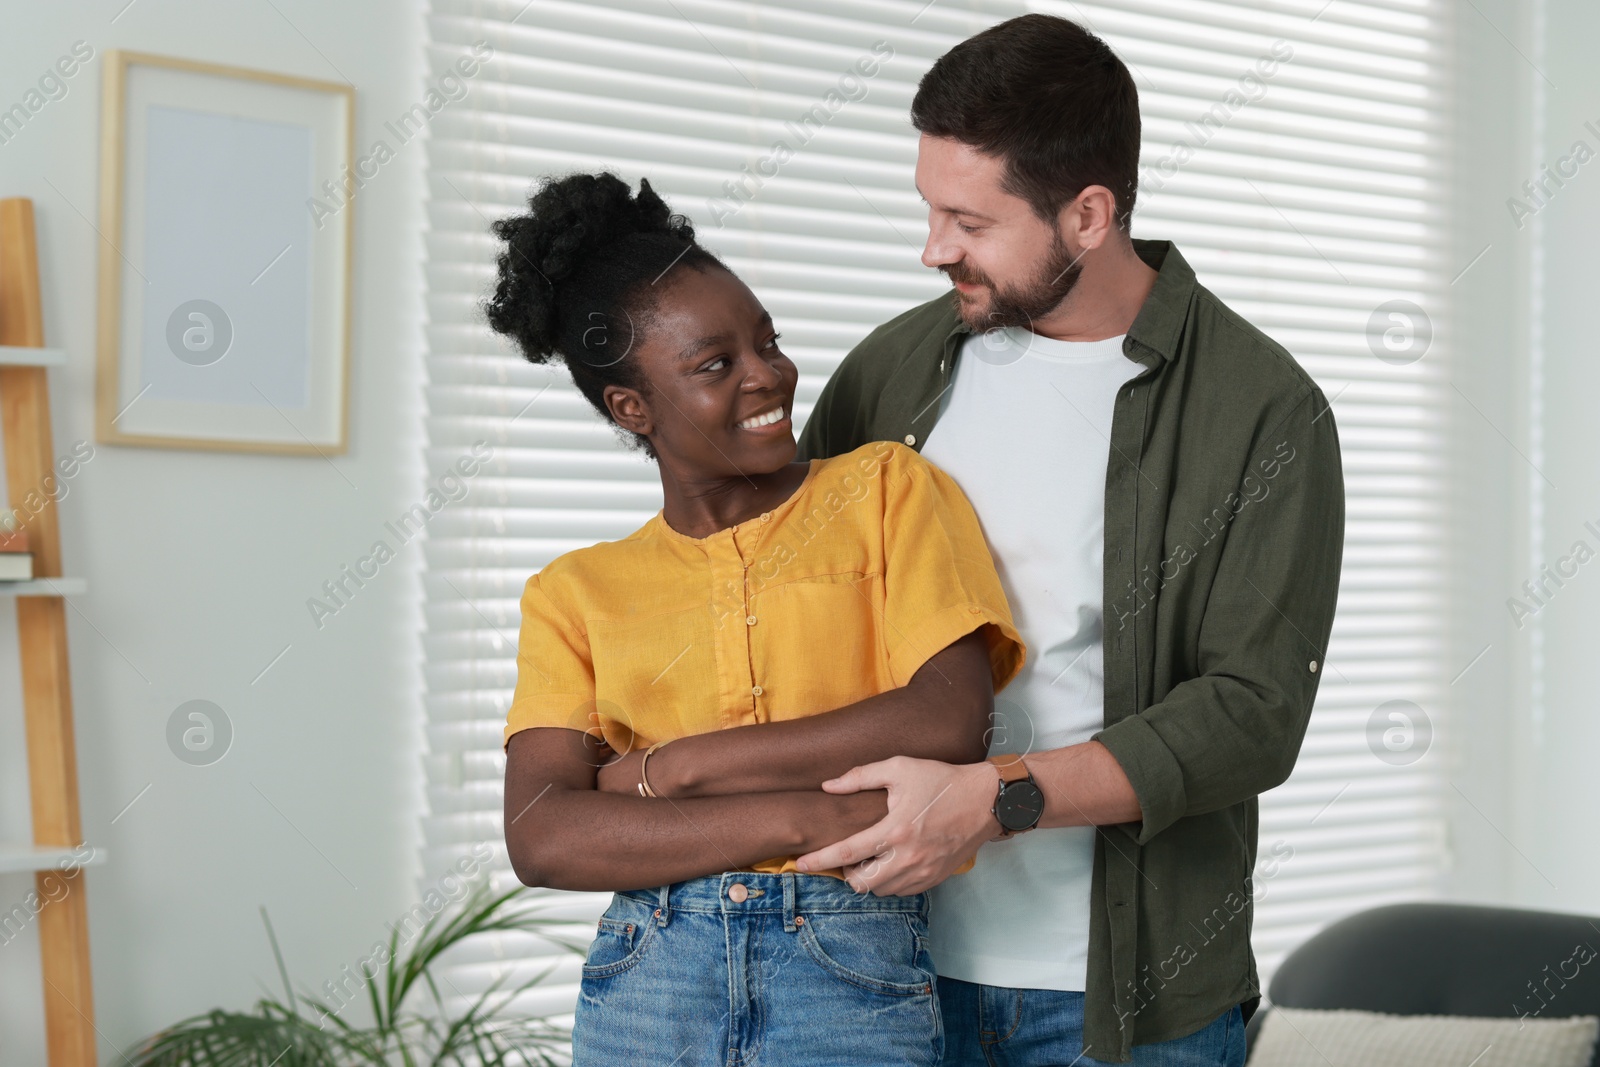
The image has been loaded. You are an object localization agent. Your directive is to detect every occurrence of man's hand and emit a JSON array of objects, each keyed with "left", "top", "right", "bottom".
[{"left": 794, "top": 756, "right": 1002, "bottom": 896}]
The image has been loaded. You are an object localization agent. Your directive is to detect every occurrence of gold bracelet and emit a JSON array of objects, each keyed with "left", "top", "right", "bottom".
[{"left": 636, "top": 738, "right": 672, "bottom": 798}]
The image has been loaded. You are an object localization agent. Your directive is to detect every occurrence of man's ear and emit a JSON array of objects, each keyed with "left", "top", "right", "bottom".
[
  {"left": 1058, "top": 184, "right": 1119, "bottom": 253},
  {"left": 604, "top": 384, "right": 652, "bottom": 437}
]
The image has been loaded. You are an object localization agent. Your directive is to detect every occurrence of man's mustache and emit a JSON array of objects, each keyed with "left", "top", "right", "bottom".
[{"left": 943, "top": 265, "right": 988, "bottom": 286}]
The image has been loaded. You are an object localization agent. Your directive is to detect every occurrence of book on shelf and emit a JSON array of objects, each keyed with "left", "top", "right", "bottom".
[{"left": 0, "top": 528, "right": 33, "bottom": 580}]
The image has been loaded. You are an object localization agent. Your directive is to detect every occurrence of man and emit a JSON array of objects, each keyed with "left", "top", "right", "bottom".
[{"left": 790, "top": 14, "right": 1345, "bottom": 1066}]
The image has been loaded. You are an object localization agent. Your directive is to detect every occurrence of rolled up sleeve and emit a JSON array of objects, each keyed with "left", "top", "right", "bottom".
[{"left": 1093, "top": 389, "right": 1345, "bottom": 844}]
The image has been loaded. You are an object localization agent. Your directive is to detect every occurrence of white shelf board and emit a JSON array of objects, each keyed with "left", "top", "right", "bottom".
[
  {"left": 0, "top": 843, "right": 107, "bottom": 875},
  {"left": 0, "top": 577, "right": 87, "bottom": 597},
  {"left": 0, "top": 346, "right": 66, "bottom": 366}
]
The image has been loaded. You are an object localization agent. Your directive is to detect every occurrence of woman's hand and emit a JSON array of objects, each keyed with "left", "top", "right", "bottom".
[
  {"left": 595, "top": 739, "right": 691, "bottom": 797},
  {"left": 594, "top": 744, "right": 643, "bottom": 795}
]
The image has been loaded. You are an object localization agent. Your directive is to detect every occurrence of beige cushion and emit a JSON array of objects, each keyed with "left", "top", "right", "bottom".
[{"left": 1248, "top": 1006, "right": 1599, "bottom": 1067}]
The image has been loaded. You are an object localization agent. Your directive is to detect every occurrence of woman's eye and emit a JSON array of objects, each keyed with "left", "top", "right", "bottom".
[{"left": 703, "top": 335, "right": 781, "bottom": 372}]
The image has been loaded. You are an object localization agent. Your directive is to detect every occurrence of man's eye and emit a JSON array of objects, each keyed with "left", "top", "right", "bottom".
[
  {"left": 703, "top": 356, "right": 729, "bottom": 372},
  {"left": 958, "top": 223, "right": 981, "bottom": 235}
]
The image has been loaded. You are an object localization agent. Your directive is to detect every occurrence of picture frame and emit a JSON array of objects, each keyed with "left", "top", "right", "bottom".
[{"left": 95, "top": 50, "right": 354, "bottom": 455}]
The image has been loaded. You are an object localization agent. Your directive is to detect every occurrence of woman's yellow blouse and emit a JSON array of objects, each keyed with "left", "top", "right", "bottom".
[{"left": 504, "top": 440, "right": 1027, "bottom": 879}]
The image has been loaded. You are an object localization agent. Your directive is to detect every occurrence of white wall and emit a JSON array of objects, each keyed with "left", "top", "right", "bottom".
[
  {"left": 0, "top": 1, "right": 431, "bottom": 1061},
  {"left": 1444, "top": 0, "right": 1600, "bottom": 917},
  {"left": 1440, "top": 0, "right": 1532, "bottom": 909},
  {"left": 1509, "top": 0, "right": 1600, "bottom": 913}
]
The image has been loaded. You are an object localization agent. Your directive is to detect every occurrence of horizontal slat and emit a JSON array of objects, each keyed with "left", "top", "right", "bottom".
[
  {"left": 0, "top": 843, "right": 108, "bottom": 874},
  {"left": 0, "top": 346, "right": 66, "bottom": 366},
  {"left": 0, "top": 577, "right": 87, "bottom": 597}
]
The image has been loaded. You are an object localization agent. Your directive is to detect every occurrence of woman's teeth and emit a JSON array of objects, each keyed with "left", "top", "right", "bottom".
[{"left": 738, "top": 406, "right": 785, "bottom": 430}]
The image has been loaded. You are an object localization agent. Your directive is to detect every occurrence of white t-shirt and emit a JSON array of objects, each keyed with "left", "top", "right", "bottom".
[{"left": 919, "top": 325, "right": 1143, "bottom": 992}]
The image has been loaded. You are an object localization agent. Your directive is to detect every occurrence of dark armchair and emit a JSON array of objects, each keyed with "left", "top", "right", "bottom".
[{"left": 1246, "top": 902, "right": 1600, "bottom": 1067}]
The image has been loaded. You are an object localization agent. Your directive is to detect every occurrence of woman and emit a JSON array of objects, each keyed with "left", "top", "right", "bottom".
[{"left": 489, "top": 171, "right": 1025, "bottom": 1067}]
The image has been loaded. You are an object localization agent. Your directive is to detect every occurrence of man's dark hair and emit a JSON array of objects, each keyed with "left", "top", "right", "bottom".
[
  {"left": 911, "top": 14, "right": 1141, "bottom": 232},
  {"left": 482, "top": 171, "right": 726, "bottom": 460}
]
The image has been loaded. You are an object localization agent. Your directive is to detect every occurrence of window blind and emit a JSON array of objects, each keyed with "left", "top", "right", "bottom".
[{"left": 418, "top": 0, "right": 1452, "bottom": 1021}]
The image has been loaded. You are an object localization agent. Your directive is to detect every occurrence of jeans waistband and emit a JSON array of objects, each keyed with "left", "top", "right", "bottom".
[{"left": 619, "top": 872, "right": 929, "bottom": 933}]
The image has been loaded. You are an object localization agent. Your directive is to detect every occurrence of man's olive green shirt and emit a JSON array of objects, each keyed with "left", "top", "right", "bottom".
[{"left": 796, "top": 240, "right": 1345, "bottom": 1062}]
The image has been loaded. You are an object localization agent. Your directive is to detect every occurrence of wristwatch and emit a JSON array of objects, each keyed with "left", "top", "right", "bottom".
[{"left": 988, "top": 754, "right": 1044, "bottom": 838}]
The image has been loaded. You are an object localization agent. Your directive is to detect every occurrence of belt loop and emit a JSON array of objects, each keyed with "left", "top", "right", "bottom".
[
  {"left": 782, "top": 872, "right": 797, "bottom": 932},
  {"left": 655, "top": 882, "right": 671, "bottom": 927}
]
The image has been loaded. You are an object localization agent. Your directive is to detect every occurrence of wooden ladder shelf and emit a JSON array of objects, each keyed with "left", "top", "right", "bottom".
[{"left": 1, "top": 196, "right": 104, "bottom": 1066}]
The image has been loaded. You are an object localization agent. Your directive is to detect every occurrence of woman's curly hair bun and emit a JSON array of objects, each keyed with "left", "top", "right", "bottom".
[{"left": 483, "top": 172, "right": 698, "bottom": 365}]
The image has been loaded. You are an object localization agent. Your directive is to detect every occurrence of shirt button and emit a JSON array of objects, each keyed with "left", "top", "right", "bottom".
[
  {"left": 759, "top": 512, "right": 771, "bottom": 522},
  {"left": 746, "top": 615, "right": 757, "bottom": 626},
  {"left": 968, "top": 605, "right": 981, "bottom": 614},
  {"left": 727, "top": 882, "right": 748, "bottom": 903},
  {"left": 1309, "top": 660, "right": 1319, "bottom": 673},
  {"left": 751, "top": 685, "right": 764, "bottom": 697},
  {"left": 904, "top": 434, "right": 916, "bottom": 446}
]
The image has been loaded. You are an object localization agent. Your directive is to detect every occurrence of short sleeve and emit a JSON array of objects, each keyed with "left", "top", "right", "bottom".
[
  {"left": 879, "top": 448, "right": 1026, "bottom": 693},
  {"left": 502, "top": 571, "right": 596, "bottom": 751}
]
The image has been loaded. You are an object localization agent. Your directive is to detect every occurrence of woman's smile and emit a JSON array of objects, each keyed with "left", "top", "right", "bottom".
[{"left": 736, "top": 402, "right": 790, "bottom": 433}]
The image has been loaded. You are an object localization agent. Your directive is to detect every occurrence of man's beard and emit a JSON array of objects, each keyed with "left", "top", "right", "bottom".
[{"left": 944, "top": 229, "right": 1084, "bottom": 331}]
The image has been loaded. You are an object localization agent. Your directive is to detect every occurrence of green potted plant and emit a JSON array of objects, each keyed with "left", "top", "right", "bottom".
[{"left": 130, "top": 877, "right": 585, "bottom": 1066}]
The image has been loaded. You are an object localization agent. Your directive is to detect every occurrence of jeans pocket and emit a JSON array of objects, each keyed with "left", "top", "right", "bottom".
[
  {"left": 581, "top": 895, "right": 657, "bottom": 979},
  {"left": 797, "top": 909, "right": 934, "bottom": 996}
]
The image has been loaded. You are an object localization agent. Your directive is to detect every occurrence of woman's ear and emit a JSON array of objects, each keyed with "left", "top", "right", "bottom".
[{"left": 604, "top": 383, "right": 652, "bottom": 437}]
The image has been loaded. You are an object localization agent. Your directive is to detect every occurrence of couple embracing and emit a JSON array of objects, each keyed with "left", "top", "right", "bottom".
[{"left": 495, "top": 14, "right": 1343, "bottom": 1067}]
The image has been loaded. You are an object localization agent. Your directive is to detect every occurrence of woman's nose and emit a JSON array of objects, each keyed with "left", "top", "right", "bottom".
[{"left": 743, "top": 351, "right": 784, "bottom": 387}]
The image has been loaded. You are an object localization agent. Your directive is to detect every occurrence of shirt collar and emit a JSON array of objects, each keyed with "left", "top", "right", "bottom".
[
  {"left": 940, "top": 238, "right": 1195, "bottom": 365},
  {"left": 1125, "top": 238, "right": 1193, "bottom": 365}
]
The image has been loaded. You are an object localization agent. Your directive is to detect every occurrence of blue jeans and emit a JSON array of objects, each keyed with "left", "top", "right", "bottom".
[
  {"left": 572, "top": 871, "right": 943, "bottom": 1066},
  {"left": 937, "top": 977, "right": 1246, "bottom": 1066}
]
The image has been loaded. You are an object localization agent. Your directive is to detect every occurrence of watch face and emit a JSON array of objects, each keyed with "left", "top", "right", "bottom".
[{"left": 995, "top": 780, "right": 1045, "bottom": 831}]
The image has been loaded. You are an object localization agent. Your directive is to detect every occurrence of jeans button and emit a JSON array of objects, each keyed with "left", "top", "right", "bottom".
[{"left": 728, "top": 882, "right": 748, "bottom": 903}]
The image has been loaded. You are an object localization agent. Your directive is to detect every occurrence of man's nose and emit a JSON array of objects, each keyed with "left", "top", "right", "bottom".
[{"left": 922, "top": 219, "right": 958, "bottom": 270}]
